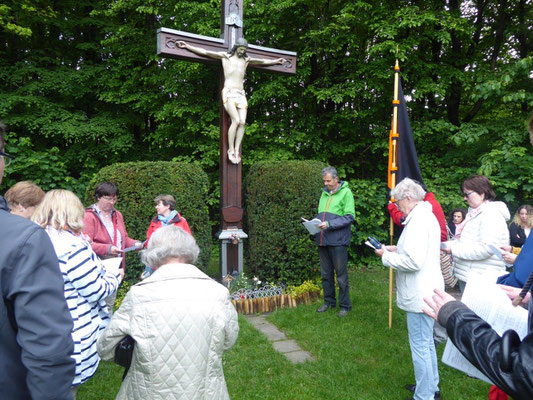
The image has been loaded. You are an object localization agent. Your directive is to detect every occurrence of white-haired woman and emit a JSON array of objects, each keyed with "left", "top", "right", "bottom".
[
  {"left": 32, "top": 190, "right": 123, "bottom": 398},
  {"left": 374, "top": 178, "right": 444, "bottom": 400},
  {"left": 97, "top": 225, "right": 239, "bottom": 400}
]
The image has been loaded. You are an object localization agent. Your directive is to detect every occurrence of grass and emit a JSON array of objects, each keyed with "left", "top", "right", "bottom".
[{"left": 78, "top": 268, "right": 489, "bottom": 399}]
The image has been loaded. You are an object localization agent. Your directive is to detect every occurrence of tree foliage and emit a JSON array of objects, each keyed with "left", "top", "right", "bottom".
[{"left": 0, "top": 0, "right": 531, "bottom": 226}]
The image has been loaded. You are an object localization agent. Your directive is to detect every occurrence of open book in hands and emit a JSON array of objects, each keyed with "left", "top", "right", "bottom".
[
  {"left": 301, "top": 217, "right": 322, "bottom": 235},
  {"left": 364, "top": 236, "right": 382, "bottom": 250}
]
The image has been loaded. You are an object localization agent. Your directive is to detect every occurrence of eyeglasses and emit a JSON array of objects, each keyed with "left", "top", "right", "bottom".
[
  {"left": 101, "top": 196, "right": 118, "bottom": 202},
  {"left": 463, "top": 191, "right": 474, "bottom": 198},
  {"left": 0, "top": 150, "right": 14, "bottom": 167}
]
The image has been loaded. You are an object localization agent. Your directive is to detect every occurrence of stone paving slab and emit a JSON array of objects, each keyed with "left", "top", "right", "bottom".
[
  {"left": 284, "top": 350, "right": 314, "bottom": 364},
  {"left": 244, "top": 314, "right": 314, "bottom": 364},
  {"left": 272, "top": 339, "right": 301, "bottom": 353}
]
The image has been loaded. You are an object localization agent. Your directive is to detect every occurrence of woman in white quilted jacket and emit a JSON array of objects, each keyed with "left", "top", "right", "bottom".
[
  {"left": 442, "top": 175, "right": 510, "bottom": 292},
  {"left": 97, "top": 225, "right": 239, "bottom": 400}
]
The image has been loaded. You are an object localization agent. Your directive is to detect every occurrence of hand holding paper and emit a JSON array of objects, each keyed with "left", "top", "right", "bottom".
[{"left": 301, "top": 217, "right": 322, "bottom": 235}]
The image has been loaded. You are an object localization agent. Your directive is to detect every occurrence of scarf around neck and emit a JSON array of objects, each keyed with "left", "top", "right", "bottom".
[{"left": 158, "top": 210, "right": 177, "bottom": 226}]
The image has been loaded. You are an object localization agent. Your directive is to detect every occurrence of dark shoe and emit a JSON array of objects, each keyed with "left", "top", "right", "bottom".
[
  {"left": 316, "top": 304, "right": 332, "bottom": 313},
  {"left": 338, "top": 309, "right": 349, "bottom": 317},
  {"left": 404, "top": 385, "right": 441, "bottom": 400}
]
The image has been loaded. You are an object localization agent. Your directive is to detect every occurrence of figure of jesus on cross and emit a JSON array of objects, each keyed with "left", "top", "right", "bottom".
[{"left": 177, "top": 38, "right": 287, "bottom": 164}]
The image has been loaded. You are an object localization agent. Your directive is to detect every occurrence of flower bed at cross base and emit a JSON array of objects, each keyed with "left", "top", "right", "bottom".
[
  {"left": 231, "top": 290, "right": 322, "bottom": 315},
  {"left": 227, "top": 276, "right": 322, "bottom": 315}
]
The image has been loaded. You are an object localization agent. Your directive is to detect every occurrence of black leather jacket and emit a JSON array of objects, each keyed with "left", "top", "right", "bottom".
[{"left": 439, "top": 300, "right": 533, "bottom": 399}]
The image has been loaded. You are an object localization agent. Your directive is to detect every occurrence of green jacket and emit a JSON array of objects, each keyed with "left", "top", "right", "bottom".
[{"left": 314, "top": 181, "right": 355, "bottom": 246}]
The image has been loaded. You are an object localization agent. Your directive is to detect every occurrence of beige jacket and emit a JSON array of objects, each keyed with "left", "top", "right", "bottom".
[
  {"left": 97, "top": 263, "right": 239, "bottom": 400},
  {"left": 449, "top": 201, "right": 510, "bottom": 283}
]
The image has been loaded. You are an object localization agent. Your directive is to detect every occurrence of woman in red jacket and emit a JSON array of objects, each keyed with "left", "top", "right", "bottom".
[
  {"left": 83, "top": 182, "right": 142, "bottom": 314},
  {"left": 142, "top": 194, "right": 192, "bottom": 279}
]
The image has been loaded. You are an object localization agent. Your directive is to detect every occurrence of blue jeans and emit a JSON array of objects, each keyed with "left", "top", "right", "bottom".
[
  {"left": 318, "top": 246, "right": 351, "bottom": 310},
  {"left": 407, "top": 312, "right": 440, "bottom": 400}
]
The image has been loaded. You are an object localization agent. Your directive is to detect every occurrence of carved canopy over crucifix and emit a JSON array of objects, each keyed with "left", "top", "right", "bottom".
[{"left": 156, "top": 0, "right": 297, "bottom": 275}]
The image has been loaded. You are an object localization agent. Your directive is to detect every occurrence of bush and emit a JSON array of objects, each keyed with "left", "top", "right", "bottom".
[
  {"left": 349, "top": 178, "right": 389, "bottom": 268},
  {"left": 245, "top": 160, "right": 326, "bottom": 285},
  {"left": 85, "top": 161, "right": 211, "bottom": 283}
]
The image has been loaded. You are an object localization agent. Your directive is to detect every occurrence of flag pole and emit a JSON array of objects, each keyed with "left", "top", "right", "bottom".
[{"left": 387, "top": 59, "right": 400, "bottom": 329}]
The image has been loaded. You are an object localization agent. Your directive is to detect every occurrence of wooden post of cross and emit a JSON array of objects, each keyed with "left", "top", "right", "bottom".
[{"left": 156, "top": 0, "right": 296, "bottom": 278}]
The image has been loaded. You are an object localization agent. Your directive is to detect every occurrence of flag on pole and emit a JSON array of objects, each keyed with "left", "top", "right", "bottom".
[
  {"left": 396, "top": 80, "right": 424, "bottom": 186},
  {"left": 386, "top": 61, "right": 426, "bottom": 329}
]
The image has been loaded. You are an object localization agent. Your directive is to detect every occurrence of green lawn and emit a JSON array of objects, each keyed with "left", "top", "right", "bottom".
[{"left": 79, "top": 268, "right": 489, "bottom": 399}]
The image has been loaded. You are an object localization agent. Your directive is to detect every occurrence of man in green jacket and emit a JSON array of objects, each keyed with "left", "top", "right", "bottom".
[{"left": 315, "top": 166, "right": 355, "bottom": 317}]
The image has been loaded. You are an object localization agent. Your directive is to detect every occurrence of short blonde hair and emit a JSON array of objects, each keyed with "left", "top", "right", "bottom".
[
  {"left": 4, "top": 181, "right": 45, "bottom": 210},
  {"left": 32, "top": 189, "right": 85, "bottom": 233}
]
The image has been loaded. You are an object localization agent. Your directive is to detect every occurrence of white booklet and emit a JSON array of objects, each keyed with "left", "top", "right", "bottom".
[
  {"left": 101, "top": 257, "right": 123, "bottom": 272},
  {"left": 488, "top": 244, "right": 504, "bottom": 262},
  {"left": 301, "top": 217, "right": 322, "bottom": 235},
  {"left": 441, "top": 274, "right": 528, "bottom": 384}
]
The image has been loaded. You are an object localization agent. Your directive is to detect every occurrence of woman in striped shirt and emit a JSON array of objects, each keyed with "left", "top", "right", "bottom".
[{"left": 32, "top": 189, "right": 123, "bottom": 398}]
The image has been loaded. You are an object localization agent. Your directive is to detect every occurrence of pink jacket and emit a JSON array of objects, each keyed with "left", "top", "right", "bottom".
[{"left": 83, "top": 207, "right": 137, "bottom": 268}]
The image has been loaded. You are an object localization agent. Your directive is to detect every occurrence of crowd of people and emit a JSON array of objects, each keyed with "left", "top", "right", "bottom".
[
  {"left": 0, "top": 120, "right": 237, "bottom": 399},
  {"left": 1, "top": 114, "right": 532, "bottom": 400}
]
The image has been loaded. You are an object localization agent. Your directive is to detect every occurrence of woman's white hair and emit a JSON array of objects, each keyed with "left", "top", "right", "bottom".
[
  {"left": 391, "top": 178, "right": 426, "bottom": 202},
  {"left": 141, "top": 225, "right": 199, "bottom": 268}
]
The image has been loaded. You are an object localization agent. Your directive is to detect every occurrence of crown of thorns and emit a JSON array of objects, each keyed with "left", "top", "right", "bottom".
[{"left": 230, "top": 38, "right": 248, "bottom": 54}]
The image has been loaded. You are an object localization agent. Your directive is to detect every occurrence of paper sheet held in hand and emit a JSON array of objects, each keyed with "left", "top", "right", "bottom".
[
  {"left": 301, "top": 217, "right": 322, "bottom": 235},
  {"left": 441, "top": 274, "right": 528, "bottom": 384},
  {"left": 101, "top": 257, "right": 123, "bottom": 272}
]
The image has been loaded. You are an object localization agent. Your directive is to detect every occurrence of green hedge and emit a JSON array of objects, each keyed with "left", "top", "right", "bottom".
[
  {"left": 85, "top": 161, "right": 211, "bottom": 282},
  {"left": 245, "top": 160, "right": 327, "bottom": 285},
  {"left": 348, "top": 178, "right": 389, "bottom": 267}
]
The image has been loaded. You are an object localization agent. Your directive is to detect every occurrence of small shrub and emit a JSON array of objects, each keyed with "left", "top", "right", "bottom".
[{"left": 286, "top": 280, "right": 322, "bottom": 299}]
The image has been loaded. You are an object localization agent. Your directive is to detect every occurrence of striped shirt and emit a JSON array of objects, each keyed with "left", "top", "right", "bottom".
[{"left": 46, "top": 228, "right": 121, "bottom": 386}]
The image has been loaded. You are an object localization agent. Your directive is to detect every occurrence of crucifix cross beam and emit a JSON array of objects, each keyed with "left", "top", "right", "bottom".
[
  {"left": 157, "top": 28, "right": 296, "bottom": 75},
  {"left": 156, "top": 0, "right": 296, "bottom": 277}
]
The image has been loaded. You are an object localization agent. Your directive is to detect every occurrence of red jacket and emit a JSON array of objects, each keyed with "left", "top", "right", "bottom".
[
  {"left": 83, "top": 207, "right": 138, "bottom": 268},
  {"left": 387, "top": 192, "right": 447, "bottom": 242},
  {"left": 145, "top": 212, "right": 192, "bottom": 246}
]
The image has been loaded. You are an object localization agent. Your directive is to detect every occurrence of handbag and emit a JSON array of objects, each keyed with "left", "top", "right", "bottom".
[
  {"left": 114, "top": 335, "right": 135, "bottom": 380},
  {"left": 440, "top": 251, "right": 458, "bottom": 288}
]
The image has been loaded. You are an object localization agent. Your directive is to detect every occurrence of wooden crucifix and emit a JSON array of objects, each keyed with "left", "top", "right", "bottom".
[{"left": 156, "top": 0, "right": 296, "bottom": 277}]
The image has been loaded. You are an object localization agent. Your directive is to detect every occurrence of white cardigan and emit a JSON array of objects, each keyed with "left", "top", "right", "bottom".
[
  {"left": 97, "top": 263, "right": 239, "bottom": 400},
  {"left": 448, "top": 201, "right": 510, "bottom": 283},
  {"left": 382, "top": 201, "right": 444, "bottom": 313}
]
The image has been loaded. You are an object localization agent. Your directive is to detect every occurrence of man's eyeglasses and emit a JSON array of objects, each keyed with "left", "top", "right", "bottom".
[
  {"left": 101, "top": 196, "right": 118, "bottom": 202},
  {"left": 0, "top": 150, "right": 14, "bottom": 167}
]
